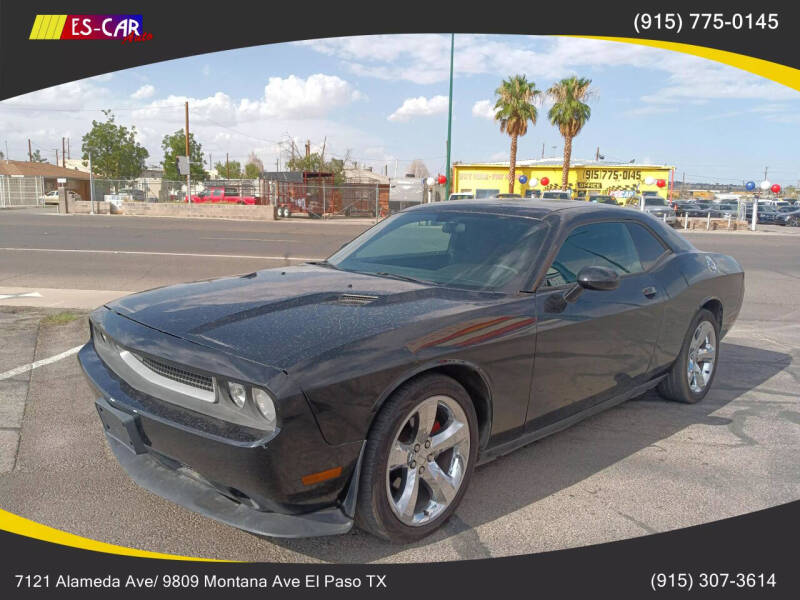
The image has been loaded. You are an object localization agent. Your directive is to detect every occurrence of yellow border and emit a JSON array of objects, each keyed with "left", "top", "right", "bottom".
[
  {"left": 0, "top": 509, "right": 228, "bottom": 561},
  {"left": 573, "top": 36, "right": 800, "bottom": 93}
]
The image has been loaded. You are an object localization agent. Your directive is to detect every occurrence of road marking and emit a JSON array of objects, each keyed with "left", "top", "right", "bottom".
[
  {"left": 0, "top": 345, "right": 82, "bottom": 382},
  {"left": 0, "top": 248, "right": 322, "bottom": 261},
  {"left": 0, "top": 292, "right": 42, "bottom": 300}
]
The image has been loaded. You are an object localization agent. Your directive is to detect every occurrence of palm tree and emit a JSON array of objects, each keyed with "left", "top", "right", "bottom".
[
  {"left": 547, "top": 77, "right": 592, "bottom": 190},
  {"left": 494, "top": 75, "right": 541, "bottom": 194}
]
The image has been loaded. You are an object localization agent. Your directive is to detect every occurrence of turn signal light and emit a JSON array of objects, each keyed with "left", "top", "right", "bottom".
[{"left": 301, "top": 467, "right": 343, "bottom": 486}]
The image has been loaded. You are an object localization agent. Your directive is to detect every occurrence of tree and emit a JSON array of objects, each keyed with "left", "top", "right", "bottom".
[
  {"left": 81, "top": 111, "right": 148, "bottom": 179},
  {"left": 161, "top": 129, "right": 206, "bottom": 180},
  {"left": 494, "top": 75, "right": 541, "bottom": 193},
  {"left": 407, "top": 159, "right": 429, "bottom": 179},
  {"left": 286, "top": 153, "right": 347, "bottom": 184},
  {"left": 245, "top": 151, "right": 264, "bottom": 179},
  {"left": 31, "top": 149, "right": 47, "bottom": 163},
  {"left": 214, "top": 160, "right": 242, "bottom": 179},
  {"left": 547, "top": 77, "right": 592, "bottom": 190}
]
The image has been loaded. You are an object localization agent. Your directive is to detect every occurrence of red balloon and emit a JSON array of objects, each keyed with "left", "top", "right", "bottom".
[
  {"left": 437, "top": 174, "right": 447, "bottom": 185},
  {"left": 771, "top": 183, "right": 781, "bottom": 193},
  {"left": 656, "top": 179, "right": 666, "bottom": 188},
  {"left": 540, "top": 177, "right": 550, "bottom": 186}
]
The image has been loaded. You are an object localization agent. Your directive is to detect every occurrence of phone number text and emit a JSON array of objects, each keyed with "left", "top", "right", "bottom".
[{"left": 634, "top": 13, "right": 779, "bottom": 34}]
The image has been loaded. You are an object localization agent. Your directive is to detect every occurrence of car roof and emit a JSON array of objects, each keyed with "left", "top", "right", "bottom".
[{"left": 405, "top": 198, "right": 609, "bottom": 219}]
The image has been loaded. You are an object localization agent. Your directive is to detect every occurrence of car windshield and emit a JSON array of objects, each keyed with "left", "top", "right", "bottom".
[
  {"left": 328, "top": 210, "right": 549, "bottom": 291},
  {"left": 645, "top": 197, "right": 667, "bottom": 206}
]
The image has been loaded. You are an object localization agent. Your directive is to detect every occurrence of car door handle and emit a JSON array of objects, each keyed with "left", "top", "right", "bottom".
[{"left": 642, "top": 286, "right": 657, "bottom": 298}]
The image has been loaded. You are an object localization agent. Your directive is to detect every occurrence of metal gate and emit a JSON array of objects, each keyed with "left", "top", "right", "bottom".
[{"left": 0, "top": 176, "right": 45, "bottom": 208}]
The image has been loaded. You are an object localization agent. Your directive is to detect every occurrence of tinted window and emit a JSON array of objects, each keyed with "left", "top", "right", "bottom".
[
  {"left": 625, "top": 222, "right": 668, "bottom": 270},
  {"left": 544, "top": 222, "right": 642, "bottom": 287},
  {"left": 329, "top": 210, "right": 549, "bottom": 291},
  {"left": 645, "top": 197, "right": 667, "bottom": 206}
]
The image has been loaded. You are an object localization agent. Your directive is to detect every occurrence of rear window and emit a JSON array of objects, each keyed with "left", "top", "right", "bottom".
[{"left": 645, "top": 197, "right": 667, "bottom": 206}]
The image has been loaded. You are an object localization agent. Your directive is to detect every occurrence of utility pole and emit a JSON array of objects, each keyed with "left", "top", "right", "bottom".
[
  {"left": 67, "top": 138, "right": 70, "bottom": 159},
  {"left": 764, "top": 166, "right": 769, "bottom": 182},
  {"left": 320, "top": 137, "right": 326, "bottom": 165},
  {"left": 226, "top": 153, "right": 229, "bottom": 178},
  {"left": 444, "top": 33, "right": 454, "bottom": 201},
  {"left": 595, "top": 146, "right": 600, "bottom": 161},
  {"left": 185, "top": 101, "right": 191, "bottom": 203},
  {"left": 55, "top": 149, "right": 59, "bottom": 165},
  {"left": 305, "top": 139, "right": 310, "bottom": 159},
  {"left": 28, "top": 139, "right": 32, "bottom": 162},
  {"left": 62, "top": 137, "right": 65, "bottom": 167},
  {"left": 541, "top": 142, "right": 545, "bottom": 159}
]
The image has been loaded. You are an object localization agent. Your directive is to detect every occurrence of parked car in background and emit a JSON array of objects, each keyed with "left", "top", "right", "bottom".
[
  {"left": 775, "top": 209, "right": 800, "bottom": 226},
  {"left": 494, "top": 193, "right": 522, "bottom": 199},
  {"left": 188, "top": 186, "right": 258, "bottom": 205},
  {"left": 642, "top": 196, "right": 677, "bottom": 224},
  {"left": 715, "top": 203, "right": 739, "bottom": 217},
  {"left": 671, "top": 200, "right": 696, "bottom": 216},
  {"left": 745, "top": 205, "right": 780, "bottom": 224},
  {"left": 587, "top": 194, "right": 618, "bottom": 205},
  {"left": 40, "top": 189, "right": 82, "bottom": 205},
  {"left": 542, "top": 190, "right": 572, "bottom": 200},
  {"left": 524, "top": 189, "right": 542, "bottom": 198},
  {"left": 448, "top": 193, "right": 474, "bottom": 201},
  {"left": 118, "top": 188, "right": 146, "bottom": 202}
]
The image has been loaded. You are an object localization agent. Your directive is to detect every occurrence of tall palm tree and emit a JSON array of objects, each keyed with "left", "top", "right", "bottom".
[
  {"left": 547, "top": 77, "right": 592, "bottom": 191},
  {"left": 494, "top": 75, "right": 541, "bottom": 194}
]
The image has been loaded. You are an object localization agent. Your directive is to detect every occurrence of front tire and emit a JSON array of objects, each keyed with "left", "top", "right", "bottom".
[
  {"left": 658, "top": 308, "right": 719, "bottom": 404},
  {"left": 355, "top": 374, "right": 478, "bottom": 543}
]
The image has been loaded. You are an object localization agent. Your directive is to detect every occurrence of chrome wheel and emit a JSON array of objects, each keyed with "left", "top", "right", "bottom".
[
  {"left": 687, "top": 320, "right": 716, "bottom": 393},
  {"left": 385, "top": 395, "right": 470, "bottom": 527}
]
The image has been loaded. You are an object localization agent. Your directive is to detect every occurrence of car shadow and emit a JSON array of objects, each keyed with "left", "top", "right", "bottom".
[{"left": 266, "top": 341, "right": 791, "bottom": 562}]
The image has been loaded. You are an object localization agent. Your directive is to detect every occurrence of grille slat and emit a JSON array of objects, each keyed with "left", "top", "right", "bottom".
[
  {"left": 137, "top": 355, "right": 214, "bottom": 392},
  {"left": 333, "top": 294, "right": 379, "bottom": 306}
]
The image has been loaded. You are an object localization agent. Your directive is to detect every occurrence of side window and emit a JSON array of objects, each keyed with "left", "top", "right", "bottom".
[
  {"left": 544, "top": 222, "right": 643, "bottom": 287},
  {"left": 626, "top": 222, "right": 669, "bottom": 270}
]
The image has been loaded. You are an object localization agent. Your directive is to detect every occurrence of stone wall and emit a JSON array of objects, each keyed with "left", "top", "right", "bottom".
[{"left": 120, "top": 202, "right": 276, "bottom": 221}]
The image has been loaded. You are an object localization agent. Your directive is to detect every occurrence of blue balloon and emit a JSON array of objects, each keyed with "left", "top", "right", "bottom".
[
  {"left": 745, "top": 180, "right": 756, "bottom": 191},
  {"left": 519, "top": 174, "right": 528, "bottom": 184}
]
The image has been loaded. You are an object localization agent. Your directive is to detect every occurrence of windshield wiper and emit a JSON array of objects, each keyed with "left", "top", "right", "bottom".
[
  {"left": 305, "top": 260, "right": 339, "bottom": 269},
  {"left": 372, "top": 271, "right": 437, "bottom": 286}
]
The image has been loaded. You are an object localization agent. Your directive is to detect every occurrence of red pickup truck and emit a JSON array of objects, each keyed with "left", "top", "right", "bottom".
[{"left": 185, "top": 186, "right": 258, "bottom": 205}]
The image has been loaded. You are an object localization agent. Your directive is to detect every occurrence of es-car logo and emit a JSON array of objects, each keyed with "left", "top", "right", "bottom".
[{"left": 29, "top": 15, "right": 152, "bottom": 42}]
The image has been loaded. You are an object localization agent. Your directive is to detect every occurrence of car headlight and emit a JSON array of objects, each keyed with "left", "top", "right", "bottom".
[
  {"left": 228, "top": 382, "right": 247, "bottom": 408},
  {"left": 252, "top": 388, "right": 276, "bottom": 428}
]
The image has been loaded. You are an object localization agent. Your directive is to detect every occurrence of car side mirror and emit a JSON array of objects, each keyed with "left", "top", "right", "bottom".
[{"left": 577, "top": 266, "right": 620, "bottom": 291}]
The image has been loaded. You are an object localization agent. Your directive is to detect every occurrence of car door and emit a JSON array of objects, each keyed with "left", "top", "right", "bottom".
[{"left": 525, "top": 220, "right": 667, "bottom": 430}]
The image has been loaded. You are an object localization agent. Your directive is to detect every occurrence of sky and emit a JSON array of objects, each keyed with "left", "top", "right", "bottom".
[{"left": 1, "top": 34, "right": 799, "bottom": 186}]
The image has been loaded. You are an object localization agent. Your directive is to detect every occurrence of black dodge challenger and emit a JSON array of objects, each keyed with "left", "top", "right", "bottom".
[{"left": 79, "top": 199, "right": 744, "bottom": 543}]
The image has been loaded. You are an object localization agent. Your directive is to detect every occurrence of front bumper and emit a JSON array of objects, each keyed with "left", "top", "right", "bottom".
[{"left": 79, "top": 338, "right": 364, "bottom": 538}]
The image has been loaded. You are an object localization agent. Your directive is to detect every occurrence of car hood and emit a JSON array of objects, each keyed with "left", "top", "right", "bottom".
[{"left": 108, "top": 265, "right": 497, "bottom": 370}]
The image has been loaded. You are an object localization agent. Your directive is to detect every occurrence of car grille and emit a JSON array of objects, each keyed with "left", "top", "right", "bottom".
[{"left": 137, "top": 355, "right": 214, "bottom": 392}]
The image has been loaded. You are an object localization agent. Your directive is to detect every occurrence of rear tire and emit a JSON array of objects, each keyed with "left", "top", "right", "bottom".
[
  {"left": 355, "top": 374, "right": 478, "bottom": 543},
  {"left": 658, "top": 308, "right": 719, "bottom": 404}
]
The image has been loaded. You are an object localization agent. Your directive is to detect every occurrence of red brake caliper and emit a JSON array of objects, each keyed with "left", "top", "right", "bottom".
[{"left": 431, "top": 420, "right": 442, "bottom": 434}]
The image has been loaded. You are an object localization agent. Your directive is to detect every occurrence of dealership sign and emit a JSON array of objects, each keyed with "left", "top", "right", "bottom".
[{"left": 29, "top": 15, "right": 151, "bottom": 42}]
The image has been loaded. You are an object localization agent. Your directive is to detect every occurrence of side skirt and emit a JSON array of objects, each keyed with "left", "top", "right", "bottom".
[{"left": 477, "top": 375, "right": 665, "bottom": 466}]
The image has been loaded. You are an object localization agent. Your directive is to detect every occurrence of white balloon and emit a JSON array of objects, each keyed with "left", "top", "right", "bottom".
[
  {"left": 760, "top": 180, "right": 771, "bottom": 190},
  {"left": 644, "top": 176, "right": 656, "bottom": 185},
  {"left": 529, "top": 177, "right": 538, "bottom": 187},
  {"left": 425, "top": 177, "right": 435, "bottom": 186}
]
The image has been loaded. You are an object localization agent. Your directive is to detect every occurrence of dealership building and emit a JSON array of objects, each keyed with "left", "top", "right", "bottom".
[{"left": 451, "top": 159, "right": 674, "bottom": 200}]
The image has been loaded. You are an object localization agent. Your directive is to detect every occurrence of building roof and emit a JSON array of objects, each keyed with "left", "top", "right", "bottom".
[
  {"left": 0, "top": 159, "right": 91, "bottom": 179},
  {"left": 455, "top": 158, "right": 672, "bottom": 169},
  {"left": 344, "top": 168, "right": 390, "bottom": 185}
]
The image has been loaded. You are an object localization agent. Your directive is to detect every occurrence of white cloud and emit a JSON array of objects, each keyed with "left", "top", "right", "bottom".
[
  {"left": 388, "top": 95, "right": 448, "bottom": 122},
  {"left": 131, "top": 84, "right": 155, "bottom": 100},
  {"left": 472, "top": 99, "right": 497, "bottom": 120},
  {"left": 301, "top": 35, "right": 799, "bottom": 105}
]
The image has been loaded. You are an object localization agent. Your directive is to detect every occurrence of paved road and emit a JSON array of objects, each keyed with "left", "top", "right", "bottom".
[{"left": 0, "top": 209, "right": 797, "bottom": 562}]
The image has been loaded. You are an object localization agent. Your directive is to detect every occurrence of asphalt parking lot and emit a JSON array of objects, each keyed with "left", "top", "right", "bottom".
[{"left": 0, "top": 209, "right": 798, "bottom": 562}]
